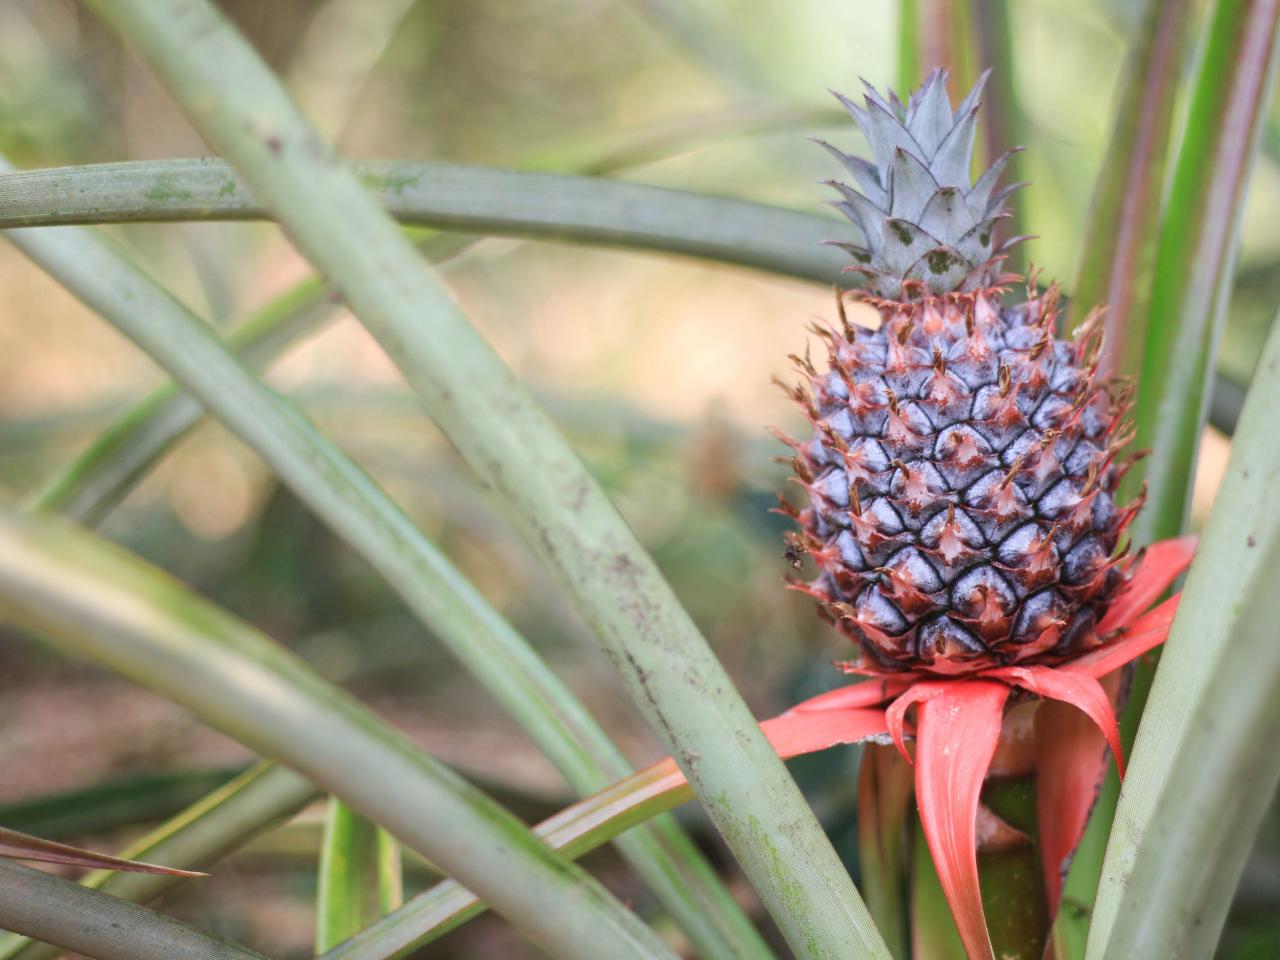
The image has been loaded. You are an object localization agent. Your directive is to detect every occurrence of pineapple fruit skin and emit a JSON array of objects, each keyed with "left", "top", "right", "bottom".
[
  {"left": 780, "top": 71, "right": 1142, "bottom": 674},
  {"left": 781, "top": 289, "right": 1139, "bottom": 674}
]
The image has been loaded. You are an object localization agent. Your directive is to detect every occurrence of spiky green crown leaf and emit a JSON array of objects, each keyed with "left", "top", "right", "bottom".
[{"left": 818, "top": 69, "right": 1025, "bottom": 299}]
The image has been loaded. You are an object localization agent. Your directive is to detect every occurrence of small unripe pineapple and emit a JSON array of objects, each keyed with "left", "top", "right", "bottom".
[{"left": 778, "top": 71, "right": 1144, "bottom": 675}]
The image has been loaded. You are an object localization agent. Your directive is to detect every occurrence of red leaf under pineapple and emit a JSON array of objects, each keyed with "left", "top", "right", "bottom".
[
  {"left": 913, "top": 680, "right": 1011, "bottom": 960},
  {"left": 1096, "top": 536, "right": 1196, "bottom": 634},
  {"left": 1033, "top": 671, "right": 1123, "bottom": 913}
]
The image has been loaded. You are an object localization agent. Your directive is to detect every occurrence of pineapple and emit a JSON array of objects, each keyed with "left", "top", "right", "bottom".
[{"left": 779, "top": 70, "right": 1143, "bottom": 675}]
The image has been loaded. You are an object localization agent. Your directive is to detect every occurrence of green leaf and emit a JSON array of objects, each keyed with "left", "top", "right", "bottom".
[
  {"left": 858, "top": 745, "right": 913, "bottom": 960},
  {"left": 0, "top": 506, "right": 675, "bottom": 960},
  {"left": 1053, "top": 2, "right": 1198, "bottom": 950},
  {"left": 0, "top": 859, "right": 269, "bottom": 960},
  {"left": 0, "top": 762, "right": 317, "bottom": 960},
  {"left": 317, "top": 800, "right": 402, "bottom": 952},
  {"left": 1128, "top": 0, "right": 1280, "bottom": 547},
  {"left": 1086, "top": 262, "right": 1280, "bottom": 959},
  {"left": 1067, "top": 0, "right": 1193, "bottom": 370},
  {"left": 1, "top": 170, "right": 766, "bottom": 960},
  {"left": 0, "top": 157, "right": 853, "bottom": 287},
  {"left": 898, "top": 0, "right": 921, "bottom": 93},
  {"left": 970, "top": 0, "right": 1026, "bottom": 272},
  {"left": 28, "top": 275, "right": 330, "bottom": 523},
  {"left": 0, "top": 768, "right": 240, "bottom": 840},
  {"left": 85, "top": 1, "right": 889, "bottom": 956},
  {"left": 910, "top": 820, "right": 967, "bottom": 960},
  {"left": 320, "top": 755, "right": 697, "bottom": 958}
]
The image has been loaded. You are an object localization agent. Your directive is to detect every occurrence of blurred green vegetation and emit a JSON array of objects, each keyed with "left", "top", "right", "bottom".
[{"left": 1, "top": 0, "right": 1279, "bottom": 956}]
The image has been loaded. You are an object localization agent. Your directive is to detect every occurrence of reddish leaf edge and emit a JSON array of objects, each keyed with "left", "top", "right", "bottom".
[{"left": 0, "top": 825, "right": 207, "bottom": 878}]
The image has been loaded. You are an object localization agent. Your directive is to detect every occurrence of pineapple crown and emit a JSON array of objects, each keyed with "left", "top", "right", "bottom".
[{"left": 816, "top": 69, "right": 1025, "bottom": 300}]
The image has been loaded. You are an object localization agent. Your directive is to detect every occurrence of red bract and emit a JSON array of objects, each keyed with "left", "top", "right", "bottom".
[{"left": 643, "top": 535, "right": 1195, "bottom": 960}]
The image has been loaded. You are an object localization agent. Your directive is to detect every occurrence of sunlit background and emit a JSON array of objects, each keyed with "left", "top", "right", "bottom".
[{"left": 0, "top": 0, "right": 1275, "bottom": 956}]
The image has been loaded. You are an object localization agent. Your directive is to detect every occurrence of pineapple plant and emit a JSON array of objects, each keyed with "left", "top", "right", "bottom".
[
  {"left": 760, "top": 70, "right": 1198, "bottom": 959},
  {"left": 778, "top": 70, "right": 1145, "bottom": 676},
  {"left": 6, "top": 0, "right": 1273, "bottom": 955}
]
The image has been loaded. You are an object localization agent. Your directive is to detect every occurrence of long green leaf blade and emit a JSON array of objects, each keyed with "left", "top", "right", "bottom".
[
  {"left": 1067, "top": 0, "right": 1192, "bottom": 367},
  {"left": 1, "top": 171, "right": 766, "bottom": 960},
  {"left": 1129, "top": 0, "right": 1280, "bottom": 547},
  {"left": 0, "top": 860, "right": 269, "bottom": 960},
  {"left": 0, "top": 506, "right": 674, "bottom": 960},
  {"left": 0, "top": 763, "right": 317, "bottom": 960},
  {"left": 323, "top": 758, "right": 697, "bottom": 958},
  {"left": 1087, "top": 279, "right": 1280, "bottom": 960},
  {"left": 86, "top": 2, "right": 889, "bottom": 957},
  {"left": 1051, "top": 4, "right": 1197, "bottom": 952},
  {"left": 0, "top": 158, "right": 852, "bottom": 286},
  {"left": 28, "top": 275, "right": 329, "bottom": 523},
  {"left": 967, "top": 0, "right": 1026, "bottom": 273},
  {"left": 317, "top": 800, "right": 402, "bottom": 952}
]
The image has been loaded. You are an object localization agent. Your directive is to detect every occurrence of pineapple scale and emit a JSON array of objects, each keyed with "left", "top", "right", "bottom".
[{"left": 779, "top": 288, "right": 1141, "bottom": 674}]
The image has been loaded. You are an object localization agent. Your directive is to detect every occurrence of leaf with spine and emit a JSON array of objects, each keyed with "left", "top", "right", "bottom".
[
  {"left": 1088, "top": 293, "right": 1280, "bottom": 959},
  {"left": 0, "top": 762, "right": 317, "bottom": 960},
  {"left": 1067, "top": 0, "right": 1193, "bottom": 370},
  {"left": 317, "top": 800, "right": 402, "bottom": 953},
  {"left": 0, "top": 172, "right": 765, "bottom": 960},
  {"left": 0, "top": 827, "right": 204, "bottom": 878},
  {"left": 0, "top": 859, "right": 269, "bottom": 960},
  {"left": 0, "top": 506, "right": 675, "bottom": 960},
  {"left": 0, "top": 158, "right": 855, "bottom": 287},
  {"left": 84, "top": 2, "right": 891, "bottom": 956}
]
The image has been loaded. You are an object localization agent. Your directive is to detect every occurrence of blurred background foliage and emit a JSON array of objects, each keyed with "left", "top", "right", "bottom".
[{"left": 0, "top": 0, "right": 1277, "bottom": 956}]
